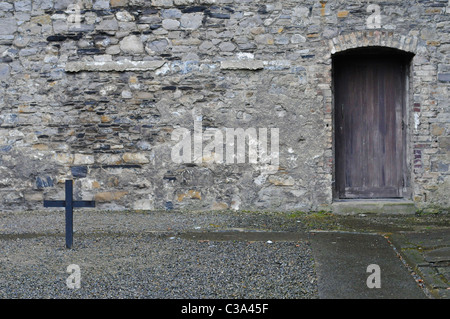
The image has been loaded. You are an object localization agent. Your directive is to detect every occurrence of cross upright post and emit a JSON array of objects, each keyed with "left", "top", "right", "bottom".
[
  {"left": 43, "top": 179, "right": 95, "bottom": 249},
  {"left": 65, "top": 179, "right": 74, "bottom": 249}
]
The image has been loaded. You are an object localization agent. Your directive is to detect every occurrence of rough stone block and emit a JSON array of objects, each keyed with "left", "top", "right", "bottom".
[
  {"left": 32, "top": 0, "right": 53, "bottom": 10},
  {"left": 95, "top": 191, "right": 128, "bottom": 202},
  {"left": 162, "top": 19, "right": 180, "bottom": 30},
  {"left": 36, "top": 176, "right": 54, "bottom": 189},
  {"left": 268, "top": 175, "right": 295, "bottom": 186},
  {"left": 162, "top": 9, "right": 182, "bottom": 19},
  {"left": 122, "top": 152, "right": 149, "bottom": 164},
  {"left": 71, "top": 166, "right": 88, "bottom": 178},
  {"left": 54, "top": 0, "right": 73, "bottom": 10},
  {"left": 291, "top": 34, "right": 306, "bottom": 43},
  {"left": 0, "top": 64, "right": 10, "bottom": 80},
  {"left": 151, "top": 0, "right": 173, "bottom": 6},
  {"left": 133, "top": 198, "right": 154, "bottom": 210},
  {"left": 24, "top": 192, "right": 44, "bottom": 201},
  {"left": 438, "top": 137, "right": 450, "bottom": 151},
  {"left": 211, "top": 202, "right": 229, "bottom": 210},
  {"left": 219, "top": 41, "right": 236, "bottom": 52},
  {"left": 0, "top": 2, "right": 14, "bottom": 11},
  {"left": 55, "top": 153, "right": 74, "bottom": 165},
  {"left": 116, "top": 10, "right": 135, "bottom": 22},
  {"left": 173, "top": 0, "right": 195, "bottom": 4},
  {"left": 255, "top": 34, "right": 274, "bottom": 45},
  {"left": 147, "top": 39, "right": 169, "bottom": 52},
  {"left": 93, "top": 0, "right": 110, "bottom": 9},
  {"left": 438, "top": 73, "right": 450, "bottom": 82},
  {"left": 0, "top": 19, "right": 17, "bottom": 35},
  {"left": 337, "top": 11, "right": 349, "bottom": 18},
  {"left": 96, "top": 18, "right": 119, "bottom": 31},
  {"left": 120, "top": 35, "right": 144, "bottom": 54},
  {"left": 177, "top": 190, "right": 202, "bottom": 201},
  {"left": 180, "top": 13, "right": 203, "bottom": 30},
  {"left": 74, "top": 154, "right": 95, "bottom": 165},
  {"left": 110, "top": 0, "right": 128, "bottom": 7},
  {"left": 14, "top": 1, "right": 32, "bottom": 12}
]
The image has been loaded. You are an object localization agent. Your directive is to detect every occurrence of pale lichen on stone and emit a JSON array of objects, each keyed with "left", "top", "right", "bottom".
[
  {"left": 65, "top": 60, "right": 166, "bottom": 72},
  {"left": 220, "top": 60, "right": 265, "bottom": 70}
]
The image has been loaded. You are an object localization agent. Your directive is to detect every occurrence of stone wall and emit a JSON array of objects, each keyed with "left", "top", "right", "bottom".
[{"left": 0, "top": 0, "right": 448, "bottom": 212}]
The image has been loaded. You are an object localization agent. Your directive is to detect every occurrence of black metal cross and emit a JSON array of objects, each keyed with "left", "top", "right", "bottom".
[{"left": 44, "top": 179, "right": 95, "bottom": 249}]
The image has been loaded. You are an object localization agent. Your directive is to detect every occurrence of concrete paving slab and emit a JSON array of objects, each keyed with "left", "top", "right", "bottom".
[
  {"left": 309, "top": 231, "right": 427, "bottom": 299},
  {"left": 387, "top": 229, "right": 449, "bottom": 298},
  {"left": 399, "top": 230, "right": 449, "bottom": 249},
  {"left": 424, "top": 247, "right": 450, "bottom": 263}
]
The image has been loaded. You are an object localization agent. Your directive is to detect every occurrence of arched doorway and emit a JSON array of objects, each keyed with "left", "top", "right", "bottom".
[{"left": 333, "top": 47, "right": 414, "bottom": 199}]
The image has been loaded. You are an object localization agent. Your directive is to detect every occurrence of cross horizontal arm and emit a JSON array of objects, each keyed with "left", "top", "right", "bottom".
[
  {"left": 43, "top": 200, "right": 65, "bottom": 207},
  {"left": 43, "top": 200, "right": 95, "bottom": 208},
  {"left": 73, "top": 201, "right": 96, "bottom": 208}
]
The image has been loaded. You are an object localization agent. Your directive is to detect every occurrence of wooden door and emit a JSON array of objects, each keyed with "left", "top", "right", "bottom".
[{"left": 334, "top": 54, "right": 407, "bottom": 199}]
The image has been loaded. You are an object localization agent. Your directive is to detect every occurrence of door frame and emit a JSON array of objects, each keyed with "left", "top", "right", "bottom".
[{"left": 331, "top": 47, "right": 414, "bottom": 200}]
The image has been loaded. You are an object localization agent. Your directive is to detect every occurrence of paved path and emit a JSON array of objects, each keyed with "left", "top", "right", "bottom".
[
  {"left": 310, "top": 231, "right": 427, "bottom": 298},
  {"left": 389, "top": 229, "right": 449, "bottom": 299}
]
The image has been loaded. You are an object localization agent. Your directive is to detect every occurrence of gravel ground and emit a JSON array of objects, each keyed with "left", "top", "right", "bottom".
[
  {"left": 0, "top": 210, "right": 318, "bottom": 299},
  {"left": 0, "top": 210, "right": 307, "bottom": 234},
  {"left": 3, "top": 209, "right": 445, "bottom": 299}
]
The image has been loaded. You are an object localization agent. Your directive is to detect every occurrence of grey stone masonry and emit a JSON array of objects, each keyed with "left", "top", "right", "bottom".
[{"left": 0, "top": 0, "right": 448, "bottom": 213}]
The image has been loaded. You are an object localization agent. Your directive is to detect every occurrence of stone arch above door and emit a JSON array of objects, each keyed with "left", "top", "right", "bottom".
[{"left": 326, "top": 31, "right": 419, "bottom": 59}]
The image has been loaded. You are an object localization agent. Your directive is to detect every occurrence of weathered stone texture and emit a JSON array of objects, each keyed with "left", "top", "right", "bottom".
[{"left": 0, "top": 0, "right": 448, "bottom": 212}]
